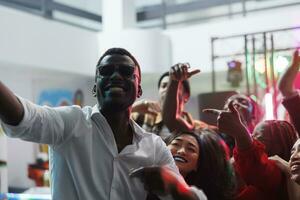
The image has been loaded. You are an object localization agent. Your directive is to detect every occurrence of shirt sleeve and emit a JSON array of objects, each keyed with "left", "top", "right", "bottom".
[
  {"left": 233, "top": 139, "right": 283, "bottom": 192},
  {"left": 1, "top": 96, "right": 85, "bottom": 146},
  {"left": 189, "top": 186, "right": 208, "bottom": 200},
  {"left": 154, "top": 136, "right": 180, "bottom": 176},
  {"left": 282, "top": 93, "right": 300, "bottom": 136}
]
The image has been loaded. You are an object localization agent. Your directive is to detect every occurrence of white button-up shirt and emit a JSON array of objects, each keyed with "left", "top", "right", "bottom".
[{"left": 2, "top": 97, "right": 181, "bottom": 200}]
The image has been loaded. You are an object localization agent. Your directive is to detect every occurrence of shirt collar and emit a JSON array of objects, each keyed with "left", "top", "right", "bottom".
[
  {"left": 91, "top": 104, "right": 100, "bottom": 116},
  {"left": 130, "top": 119, "right": 152, "bottom": 141},
  {"left": 91, "top": 104, "right": 151, "bottom": 141}
]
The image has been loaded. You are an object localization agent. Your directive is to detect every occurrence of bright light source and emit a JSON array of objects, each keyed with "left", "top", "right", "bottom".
[
  {"left": 264, "top": 93, "right": 274, "bottom": 120},
  {"left": 255, "top": 59, "right": 266, "bottom": 74},
  {"left": 250, "top": 94, "right": 257, "bottom": 101},
  {"left": 274, "top": 56, "right": 289, "bottom": 73},
  {"left": 5, "top": 193, "right": 51, "bottom": 199}
]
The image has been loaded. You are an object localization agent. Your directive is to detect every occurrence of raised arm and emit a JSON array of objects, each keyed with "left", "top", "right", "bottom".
[
  {"left": 278, "top": 50, "right": 300, "bottom": 97},
  {"left": 203, "top": 101, "right": 252, "bottom": 150},
  {"left": 278, "top": 49, "right": 300, "bottom": 135},
  {"left": 0, "top": 81, "right": 24, "bottom": 125},
  {"left": 132, "top": 99, "right": 161, "bottom": 116},
  {"left": 204, "top": 102, "right": 283, "bottom": 192},
  {"left": 162, "top": 63, "right": 200, "bottom": 133}
]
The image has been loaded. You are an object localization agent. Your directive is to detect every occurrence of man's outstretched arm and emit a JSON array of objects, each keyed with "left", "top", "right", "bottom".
[{"left": 0, "top": 81, "right": 24, "bottom": 125}]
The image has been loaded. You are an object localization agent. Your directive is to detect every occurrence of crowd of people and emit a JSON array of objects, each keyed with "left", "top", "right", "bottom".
[{"left": 0, "top": 47, "right": 300, "bottom": 200}]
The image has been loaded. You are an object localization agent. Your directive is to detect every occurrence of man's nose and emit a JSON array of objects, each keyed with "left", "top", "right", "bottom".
[
  {"left": 291, "top": 151, "right": 300, "bottom": 160},
  {"left": 110, "top": 68, "right": 122, "bottom": 79}
]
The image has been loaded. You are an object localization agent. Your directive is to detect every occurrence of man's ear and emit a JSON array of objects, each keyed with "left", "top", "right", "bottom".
[
  {"left": 92, "top": 85, "right": 97, "bottom": 97},
  {"left": 137, "top": 85, "right": 142, "bottom": 98}
]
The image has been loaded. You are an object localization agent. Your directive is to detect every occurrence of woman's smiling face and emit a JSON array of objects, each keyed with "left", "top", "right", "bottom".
[{"left": 168, "top": 134, "right": 200, "bottom": 177}]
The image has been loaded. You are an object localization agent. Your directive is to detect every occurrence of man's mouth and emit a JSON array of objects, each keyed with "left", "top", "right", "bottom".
[
  {"left": 290, "top": 162, "right": 300, "bottom": 173},
  {"left": 173, "top": 155, "right": 187, "bottom": 163},
  {"left": 108, "top": 86, "right": 124, "bottom": 92},
  {"left": 104, "top": 84, "right": 126, "bottom": 92}
]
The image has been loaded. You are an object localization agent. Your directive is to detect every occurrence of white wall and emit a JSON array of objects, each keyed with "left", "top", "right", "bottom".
[
  {"left": 0, "top": 6, "right": 99, "bottom": 76},
  {"left": 99, "top": 29, "right": 172, "bottom": 73}
]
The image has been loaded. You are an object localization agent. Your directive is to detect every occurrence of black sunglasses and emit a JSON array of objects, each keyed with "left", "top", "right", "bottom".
[{"left": 97, "top": 64, "right": 135, "bottom": 78}]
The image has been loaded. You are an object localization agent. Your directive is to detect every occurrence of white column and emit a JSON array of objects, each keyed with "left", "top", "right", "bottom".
[
  {"left": 99, "top": 0, "right": 172, "bottom": 73},
  {"left": 102, "top": 0, "right": 136, "bottom": 32}
]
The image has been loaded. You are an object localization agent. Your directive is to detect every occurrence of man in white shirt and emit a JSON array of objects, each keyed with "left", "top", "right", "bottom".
[{"left": 0, "top": 48, "right": 206, "bottom": 200}]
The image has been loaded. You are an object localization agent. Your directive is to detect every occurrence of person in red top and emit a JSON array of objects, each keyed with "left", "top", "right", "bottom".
[
  {"left": 252, "top": 120, "right": 298, "bottom": 162},
  {"left": 204, "top": 101, "right": 288, "bottom": 200}
]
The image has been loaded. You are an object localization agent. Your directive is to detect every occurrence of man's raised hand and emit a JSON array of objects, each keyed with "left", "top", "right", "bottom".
[
  {"left": 203, "top": 101, "right": 248, "bottom": 139},
  {"left": 169, "top": 63, "right": 200, "bottom": 82}
]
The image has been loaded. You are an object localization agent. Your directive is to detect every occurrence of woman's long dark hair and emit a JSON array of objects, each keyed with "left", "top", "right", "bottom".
[{"left": 165, "top": 130, "right": 236, "bottom": 200}]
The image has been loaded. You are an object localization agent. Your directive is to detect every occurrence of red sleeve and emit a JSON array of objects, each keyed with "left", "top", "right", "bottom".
[
  {"left": 235, "top": 185, "right": 265, "bottom": 200},
  {"left": 233, "top": 140, "right": 283, "bottom": 192}
]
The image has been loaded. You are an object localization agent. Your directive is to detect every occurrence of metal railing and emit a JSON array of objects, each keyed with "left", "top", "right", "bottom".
[
  {"left": 0, "top": 0, "right": 102, "bottom": 31},
  {"left": 137, "top": 0, "right": 300, "bottom": 29}
]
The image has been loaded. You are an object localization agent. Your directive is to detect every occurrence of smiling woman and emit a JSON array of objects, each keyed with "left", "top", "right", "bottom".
[{"left": 164, "top": 130, "right": 236, "bottom": 200}]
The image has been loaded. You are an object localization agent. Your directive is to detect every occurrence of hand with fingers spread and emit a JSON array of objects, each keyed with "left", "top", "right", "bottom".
[
  {"left": 130, "top": 166, "right": 199, "bottom": 200},
  {"left": 130, "top": 166, "right": 166, "bottom": 195},
  {"left": 169, "top": 63, "right": 200, "bottom": 82},
  {"left": 162, "top": 63, "right": 201, "bottom": 133},
  {"left": 278, "top": 49, "right": 300, "bottom": 97},
  {"left": 132, "top": 99, "right": 161, "bottom": 116},
  {"left": 203, "top": 101, "right": 252, "bottom": 150}
]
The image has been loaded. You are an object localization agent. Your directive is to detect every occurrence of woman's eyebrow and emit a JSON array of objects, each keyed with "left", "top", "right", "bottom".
[{"left": 187, "top": 142, "right": 197, "bottom": 149}]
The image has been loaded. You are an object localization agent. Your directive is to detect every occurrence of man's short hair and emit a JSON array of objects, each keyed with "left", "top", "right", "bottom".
[
  {"left": 157, "top": 71, "right": 191, "bottom": 97},
  {"left": 96, "top": 48, "right": 141, "bottom": 84}
]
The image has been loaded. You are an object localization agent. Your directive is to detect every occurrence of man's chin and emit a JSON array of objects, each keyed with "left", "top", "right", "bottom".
[
  {"left": 291, "top": 174, "right": 300, "bottom": 185},
  {"left": 101, "top": 101, "right": 132, "bottom": 112}
]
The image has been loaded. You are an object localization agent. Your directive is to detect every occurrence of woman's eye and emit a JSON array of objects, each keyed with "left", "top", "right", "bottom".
[
  {"left": 162, "top": 83, "right": 168, "bottom": 88},
  {"left": 171, "top": 142, "right": 180, "bottom": 147}
]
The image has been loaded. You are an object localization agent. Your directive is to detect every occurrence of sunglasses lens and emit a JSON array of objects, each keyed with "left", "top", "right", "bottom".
[
  {"left": 98, "top": 65, "right": 135, "bottom": 78},
  {"left": 119, "top": 66, "right": 135, "bottom": 77},
  {"left": 98, "top": 66, "right": 114, "bottom": 76}
]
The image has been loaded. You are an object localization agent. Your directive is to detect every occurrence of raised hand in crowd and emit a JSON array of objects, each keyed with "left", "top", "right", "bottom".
[
  {"left": 278, "top": 49, "right": 300, "bottom": 97},
  {"left": 132, "top": 100, "right": 161, "bottom": 116},
  {"left": 130, "top": 166, "right": 203, "bottom": 200},
  {"left": 169, "top": 63, "right": 200, "bottom": 82},
  {"left": 278, "top": 49, "right": 300, "bottom": 136},
  {"left": 162, "top": 63, "right": 200, "bottom": 133},
  {"left": 203, "top": 101, "right": 252, "bottom": 150}
]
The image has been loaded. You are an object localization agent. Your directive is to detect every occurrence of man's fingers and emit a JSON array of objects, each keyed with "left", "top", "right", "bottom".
[
  {"left": 233, "top": 102, "right": 248, "bottom": 110},
  {"left": 202, "top": 109, "right": 222, "bottom": 115},
  {"left": 129, "top": 167, "right": 145, "bottom": 178},
  {"left": 228, "top": 100, "right": 238, "bottom": 114},
  {"left": 188, "top": 69, "right": 201, "bottom": 78},
  {"left": 294, "top": 49, "right": 299, "bottom": 58},
  {"left": 292, "top": 49, "right": 300, "bottom": 65}
]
